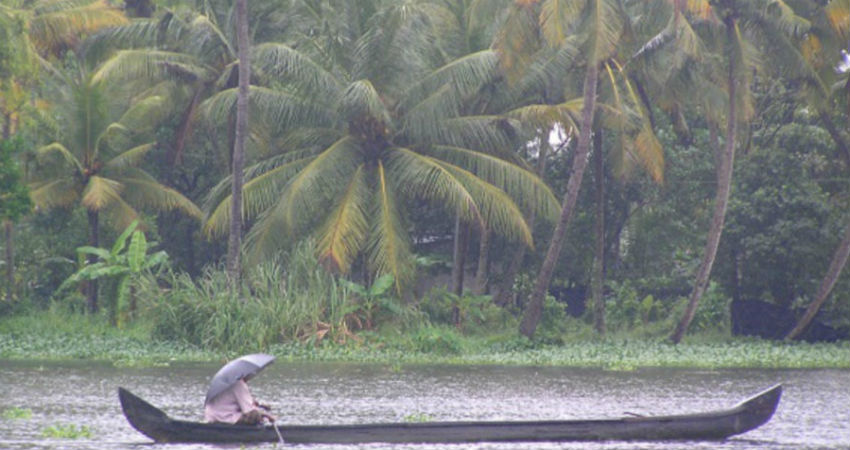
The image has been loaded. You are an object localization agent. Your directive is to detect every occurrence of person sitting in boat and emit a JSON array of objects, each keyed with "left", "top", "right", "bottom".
[{"left": 204, "top": 375, "right": 276, "bottom": 425}]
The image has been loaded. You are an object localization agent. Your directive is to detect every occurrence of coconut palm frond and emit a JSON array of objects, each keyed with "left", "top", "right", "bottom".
[
  {"left": 633, "top": 125, "right": 665, "bottom": 183},
  {"left": 433, "top": 115, "right": 518, "bottom": 153},
  {"left": 339, "top": 79, "right": 391, "bottom": 127},
  {"left": 249, "top": 86, "right": 337, "bottom": 130},
  {"left": 586, "top": 0, "right": 625, "bottom": 64},
  {"left": 120, "top": 173, "right": 202, "bottom": 219},
  {"left": 243, "top": 208, "right": 293, "bottom": 266},
  {"left": 400, "top": 84, "right": 463, "bottom": 139},
  {"left": 540, "top": 0, "right": 583, "bottom": 47},
  {"left": 275, "top": 137, "right": 363, "bottom": 233},
  {"left": 28, "top": 0, "right": 128, "bottom": 54},
  {"left": 428, "top": 145, "right": 560, "bottom": 222},
  {"left": 34, "top": 142, "right": 84, "bottom": 173},
  {"left": 204, "top": 151, "right": 313, "bottom": 219},
  {"left": 81, "top": 17, "right": 160, "bottom": 64},
  {"left": 100, "top": 194, "right": 140, "bottom": 234},
  {"left": 273, "top": 129, "right": 344, "bottom": 157},
  {"left": 435, "top": 160, "right": 533, "bottom": 247},
  {"left": 494, "top": 1, "right": 542, "bottom": 84},
  {"left": 253, "top": 42, "right": 343, "bottom": 95},
  {"left": 203, "top": 155, "right": 315, "bottom": 238},
  {"left": 93, "top": 50, "right": 209, "bottom": 85},
  {"left": 81, "top": 175, "right": 124, "bottom": 211},
  {"left": 398, "top": 49, "right": 500, "bottom": 111},
  {"left": 730, "top": 22, "right": 760, "bottom": 121},
  {"left": 367, "top": 160, "right": 415, "bottom": 290},
  {"left": 29, "top": 177, "right": 80, "bottom": 209},
  {"left": 507, "top": 100, "right": 581, "bottom": 132},
  {"left": 386, "top": 147, "right": 481, "bottom": 224},
  {"left": 103, "top": 142, "right": 154, "bottom": 171},
  {"left": 117, "top": 95, "right": 170, "bottom": 132},
  {"left": 512, "top": 41, "right": 580, "bottom": 99},
  {"left": 186, "top": 12, "right": 234, "bottom": 62},
  {"left": 316, "top": 165, "right": 370, "bottom": 274},
  {"left": 200, "top": 86, "right": 335, "bottom": 132}
]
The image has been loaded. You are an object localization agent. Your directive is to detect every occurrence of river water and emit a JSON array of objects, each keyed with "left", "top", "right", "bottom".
[{"left": 0, "top": 360, "right": 847, "bottom": 450}]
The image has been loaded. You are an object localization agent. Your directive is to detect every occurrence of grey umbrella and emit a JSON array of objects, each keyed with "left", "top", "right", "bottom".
[{"left": 205, "top": 353, "right": 275, "bottom": 404}]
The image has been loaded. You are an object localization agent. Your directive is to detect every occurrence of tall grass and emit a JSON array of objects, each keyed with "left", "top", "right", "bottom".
[{"left": 141, "top": 242, "right": 355, "bottom": 353}]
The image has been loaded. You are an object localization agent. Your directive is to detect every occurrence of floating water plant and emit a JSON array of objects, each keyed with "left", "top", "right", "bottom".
[
  {"left": 403, "top": 412, "right": 434, "bottom": 423},
  {"left": 41, "top": 424, "right": 93, "bottom": 439},
  {"left": 2, "top": 407, "right": 32, "bottom": 420}
]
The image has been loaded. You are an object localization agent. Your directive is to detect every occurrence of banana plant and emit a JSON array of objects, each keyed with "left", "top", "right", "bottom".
[{"left": 58, "top": 220, "right": 168, "bottom": 326}]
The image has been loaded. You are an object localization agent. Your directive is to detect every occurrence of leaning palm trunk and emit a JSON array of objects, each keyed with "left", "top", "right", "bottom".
[
  {"left": 520, "top": 61, "right": 600, "bottom": 338},
  {"left": 785, "top": 220, "right": 850, "bottom": 340},
  {"left": 670, "top": 19, "right": 739, "bottom": 344},
  {"left": 228, "top": 0, "right": 250, "bottom": 288}
]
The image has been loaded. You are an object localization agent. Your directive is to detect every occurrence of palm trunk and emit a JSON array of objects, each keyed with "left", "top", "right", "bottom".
[
  {"left": 591, "top": 130, "right": 606, "bottom": 335},
  {"left": 520, "top": 61, "right": 600, "bottom": 338},
  {"left": 670, "top": 19, "right": 739, "bottom": 344},
  {"left": 475, "top": 225, "right": 490, "bottom": 295},
  {"left": 451, "top": 215, "right": 469, "bottom": 297},
  {"left": 86, "top": 209, "right": 100, "bottom": 313},
  {"left": 785, "top": 220, "right": 850, "bottom": 340},
  {"left": 451, "top": 214, "right": 470, "bottom": 326},
  {"left": 4, "top": 221, "right": 13, "bottom": 302},
  {"left": 228, "top": 0, "right": 250, "bottom": 289}
]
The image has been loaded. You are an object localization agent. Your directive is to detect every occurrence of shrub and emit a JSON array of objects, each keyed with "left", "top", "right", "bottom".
[
  {"left": 406, "top": 325, "right": 463, "bottom": 354},
  {"left": 141, "top": 241, "right": 355, "bottom": 352}
]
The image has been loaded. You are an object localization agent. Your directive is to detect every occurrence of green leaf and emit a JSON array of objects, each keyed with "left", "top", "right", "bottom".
[
  {"left": 76, "top": 246, "right": 111, "bottom": 261},
  {"left": 127, "top": 230, "right": 147, "bottom": 273},
  {"left": 112, "top": 220, "right": 139, "bottom": 257},
  {"left": 369, "top": 274, "right": 395, "bottom": 298},
  {"left": 340, "top": 278, "right": 369, "bottom": 297}
]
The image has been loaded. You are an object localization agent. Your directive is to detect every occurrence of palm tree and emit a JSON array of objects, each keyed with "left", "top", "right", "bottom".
[
  {"left": 203, "top": 0, "right": 559, "bottom": 291},
  {"left": 785, "top": 0, "right": 850, "bottom": 340},
  {"left": 2, "top": 0, "right": 125, "bottom": 307},
  {"left": 494, "top": 0, "right": 635, "bottom": 338},
  {"left": 670, "top": 0, "right": 810, "bottom": 343},
  {"left": 27, "top": 55, "right": 201, "bottom": 313}
]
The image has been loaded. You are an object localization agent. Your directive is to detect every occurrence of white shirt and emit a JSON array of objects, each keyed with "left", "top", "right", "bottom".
[{"left": 204, "top": 379, "right": 257, "bottom": 423}]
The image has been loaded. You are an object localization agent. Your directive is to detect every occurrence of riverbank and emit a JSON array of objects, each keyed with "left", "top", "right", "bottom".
[{"left": 2, "top": 312, "right": 848, "bottom": 369}]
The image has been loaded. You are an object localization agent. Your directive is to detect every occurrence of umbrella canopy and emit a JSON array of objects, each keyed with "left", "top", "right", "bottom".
[{"left": 205, "top": 353, "right": 275, "bottom": 404}]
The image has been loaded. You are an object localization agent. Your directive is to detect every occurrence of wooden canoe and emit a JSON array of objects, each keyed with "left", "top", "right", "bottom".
[{"left": 118, "top": 384, "right": 781, "bottom": 444}]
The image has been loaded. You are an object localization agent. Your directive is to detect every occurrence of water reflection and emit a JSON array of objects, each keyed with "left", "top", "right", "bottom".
[{"left": 1, "top": 360, "right": 848, "bottom": 450}]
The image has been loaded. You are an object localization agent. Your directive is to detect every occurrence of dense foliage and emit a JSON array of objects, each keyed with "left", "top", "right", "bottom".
[{"left": 1, "top": 0, "right": 848, "bottom": 353}]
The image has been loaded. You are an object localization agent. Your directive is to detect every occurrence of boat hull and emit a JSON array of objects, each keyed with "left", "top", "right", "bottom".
[{"left": 118, "top": 384, "right": 781, "bottom": 444}]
